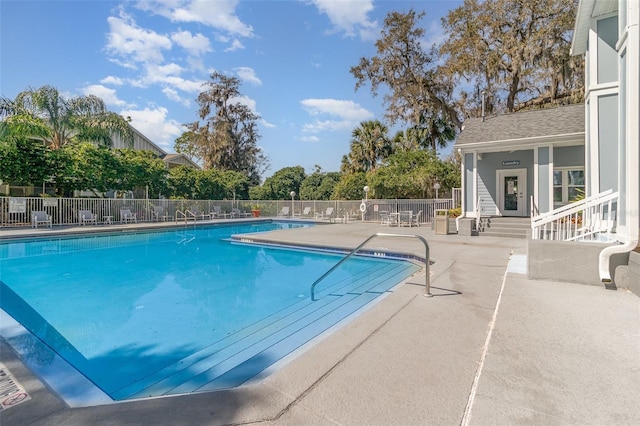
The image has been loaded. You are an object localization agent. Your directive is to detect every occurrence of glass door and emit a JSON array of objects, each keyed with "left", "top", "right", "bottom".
[{"left": 497, "top": 169, "right": 527, "bottom": 216}]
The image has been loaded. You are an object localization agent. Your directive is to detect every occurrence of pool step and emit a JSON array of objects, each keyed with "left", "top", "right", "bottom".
[{"left": 112, "top": 263, "right": 414, "bottom": 400}]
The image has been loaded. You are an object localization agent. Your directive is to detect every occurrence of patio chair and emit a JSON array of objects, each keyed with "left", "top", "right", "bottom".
[
  {"left": 411, "top": 210, "right": 422, "bottom": 227},
  {"left": 212, "top": 205, "right": 229, "bottom": 219},
  {"left": 231, "top": 208, "right": 251, "bottom": 218},
  {"left": 315, "top": 207, "right": 334, "bottom": 221},
  {"left": 380, "top": 211, "right": 392, "bottom": 226},
  {"left": 152, "top": 206, "right": 173, "bottom": 222},
  {"left": 294, "top": 206, "right": 312, "bottom": 218},
  {"left": 31, "top": 211, "right": 52, "bottom": 228},
  {"left": 78, "top": 209, "right": 98, "bottom": 226},
  {"left": 120, "top": 208, "right": 137, "bottom": 224},
  {"left": 399, "top": 211, "right": 413, "bottom": 227},
  {"left": 190, "top": 207, "right": 211, "bottom": 220},
  {"left": 278, "top": 206, "right": 290, "bottom": 217}
]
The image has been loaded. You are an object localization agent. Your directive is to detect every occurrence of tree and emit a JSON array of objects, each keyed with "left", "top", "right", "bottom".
[
  {"left": 332, "top": 172, "right": 368, "bottom": 200},
  {"left": 351, "top": 10, "right": 461, "bottom": 131},
  {"left": 367, "top": 150, "right": 459, "bottom": 199},
  {"left": 258, "top": 166, "right": 306, "bottom": 200},
  {"left": 341, "top": 120, "right": 393, "bottom": 174},
  {"left": 300, "top": 168, "right": 341, "bottom": 200},
  {"left": 0, "top": 85, "right": 133, "bottom": 149},
  {"left": 439, "top": 0, "right": 583, "bottom": 114},
  {"left": 176, "top": 72, "right": 268, "bottom": 185},
  {"left": 0, "top": 136, "right": 52, "bottom": 189},
  {"left": 114, "top": 149, "right": 167, "bottom": 197}
]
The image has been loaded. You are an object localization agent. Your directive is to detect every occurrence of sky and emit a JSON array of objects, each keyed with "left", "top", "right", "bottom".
[{"left": 1, "top": 0, "right": 462, "bottom": 178}]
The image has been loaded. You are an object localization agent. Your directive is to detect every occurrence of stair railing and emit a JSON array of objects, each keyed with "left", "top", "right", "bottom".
[
  {"left": 475, "top": 198, "right": 483, "bottom": 232},
  {"left": 310, "top": 233, "right": 431, "bottom": 301},
  {"left": 531, "top": 189, "right": 619, "bottom": 241}
]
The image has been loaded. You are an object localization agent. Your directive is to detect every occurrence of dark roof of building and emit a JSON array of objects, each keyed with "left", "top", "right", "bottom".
[{"left": 455, "top": 104, "right": 585, "bottom": 147}]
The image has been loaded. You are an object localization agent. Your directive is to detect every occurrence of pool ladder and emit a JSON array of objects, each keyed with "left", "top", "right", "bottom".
[{"left": 310, "top": 233, "right": 431, "bottom": 301}]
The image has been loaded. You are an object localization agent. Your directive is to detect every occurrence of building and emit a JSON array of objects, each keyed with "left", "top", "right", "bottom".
[
  {"left": 455, "top": 0, "right": 639, "bottom": 294},
  {"left": 456, "top": 104, "right": 585, "bottom": 219}
]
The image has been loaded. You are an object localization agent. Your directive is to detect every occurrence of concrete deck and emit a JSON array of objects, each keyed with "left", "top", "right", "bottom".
[{"left": 1, "top": 221, "right": 639, "bottom": 425}]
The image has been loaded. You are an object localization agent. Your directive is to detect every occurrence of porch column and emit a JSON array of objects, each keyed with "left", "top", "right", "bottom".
[{"left": 535, "top": 146, "right": 553, "bottom": 214}]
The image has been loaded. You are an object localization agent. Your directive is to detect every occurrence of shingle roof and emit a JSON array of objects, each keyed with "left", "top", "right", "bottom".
[{"left": 455, "top": 104, "right": 585, "bottom": 147}]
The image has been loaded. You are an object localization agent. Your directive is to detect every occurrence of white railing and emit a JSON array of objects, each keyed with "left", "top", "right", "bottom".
[
  {"left": 0, "top": 197, "right": 455, "bottom": 228},
  {"left": 531, "top": 189, "right": 619, "bottom": 241},
  {"left": 475, "top": 198, "right": 483, "bottom": 231}
]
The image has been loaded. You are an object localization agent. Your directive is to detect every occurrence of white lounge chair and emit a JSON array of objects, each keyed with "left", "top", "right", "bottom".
[
  {"left": 212, "top": 205, "right": 229, "bottom": 219},
  {"left": 315, "top": 207, "right": 334, "bottom": 221},
  {"left": 411, "top": 210, "right": 422, "bottom": 227},
  {"left": 79, "top": 209, "right": 98, "bottom": 225},
  {"left": 31, "top": 211, "right": 52, "bottom": 228},
  {"left": 231, "top": 208, "right": 251, "bottom": 218},
  {"left": 120, "top": 209, "right": 137, "bottom": 224},
  {"left": 278, "top": 206, "right": 290, "bottom": 217},
  {"left": 294, "top": 206, "right": 312, "bottom": 218},
  {"left": 152, "top": 206, "right": 173, "bottom": 222},
  {"left": 380, "top": 211, "right": 392, "bottom": 226},
  {"left": 190, "top": 207, "right": 211, "bottom": 220}
]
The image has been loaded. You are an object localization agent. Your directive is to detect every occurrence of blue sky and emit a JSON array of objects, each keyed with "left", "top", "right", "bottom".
[{"left": 1, "top": 0, "right": 461, "bottom": 178}]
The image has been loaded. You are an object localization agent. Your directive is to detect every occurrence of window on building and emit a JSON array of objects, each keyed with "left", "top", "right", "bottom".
[{"left": 554, "top": 168, "right": 585, "bottom": 206}]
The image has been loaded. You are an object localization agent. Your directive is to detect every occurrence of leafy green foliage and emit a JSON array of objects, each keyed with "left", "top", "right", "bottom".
[
  {"left": 332, "top": 172, "right": 368, "bottom": 200},
  {"left": 341, "top": 120, "right": 393, "bottom": 173},
  {"left": 367, "top": 150, "right": 459, "bottom": 199},
  {"left": 300, "top": 170, "right": 341, "bottom": 200},
  {"left": 351, "top": 10, "right": 461, "bottom": 132},
  {"left": 176, "top": 72, "right": 268, "bottom": 184},
  {"left": 0, "top": 137, "right": 51, "bottom": 186},
  {"left": 0, "top": 85, "right": 133, "bottom": 149},
  {"left": 257, "top": 166, "right": 306, "bottom": 200},
  {"left": 440, "top": 0, "right": 583, "bottom": 114}
]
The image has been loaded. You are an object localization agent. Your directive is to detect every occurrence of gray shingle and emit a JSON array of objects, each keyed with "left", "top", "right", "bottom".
[{"left": 455, "top": 104, "right": 585, "bottom": 146}]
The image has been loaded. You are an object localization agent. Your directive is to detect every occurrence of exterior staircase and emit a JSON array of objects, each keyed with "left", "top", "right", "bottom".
[{"left": 477, "top": 216, "right": 530, "bottom": 239}]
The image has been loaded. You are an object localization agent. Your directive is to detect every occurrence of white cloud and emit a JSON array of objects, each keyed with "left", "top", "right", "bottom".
[
  {"left": 235, "top": 67, "right": 261, "bottom": 86},
  {"left": 309, "top": 0, "right": 378, "bottom": 40},
  {"left": 82, "top": 84, "right": 130, "bottom": 107},
  {"left": 136, "top": 0, "right": 254, "bottom": 37},
  {"left": 302, "top": 119, "right": 354, "bottom": 133},
  {"left": 106, "top": 12, "right": 172, "bottom": 66},
  {"left": 301, "top": 98, "right": 373, "bottom": 121},
  {"left": 171, "top": 30, "right": 211, "bottom": 56},
  {"left": 100, "top": 76, "right": 125, "bottom": 86},
  {"left": 224, "top": 38, "right": 245, "bottom": 52},
  {"left": 162, "top": 87, "right": 191, "bottom": 107},
  {"left": 300, "top": 135, "right": 320, "bottom": 143},
  {"left": 120, "top": 105, "right": 185, "bottom": 152},
  {"left": 301, "top": 98, "right": 374, "bottom": 134}
]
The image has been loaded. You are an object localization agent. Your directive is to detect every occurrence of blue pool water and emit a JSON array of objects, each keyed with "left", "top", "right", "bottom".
[{"left": 0, "top": 222, "right": 419, "bottom": 402}]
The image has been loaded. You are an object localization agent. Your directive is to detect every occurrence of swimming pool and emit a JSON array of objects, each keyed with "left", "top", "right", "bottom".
[{"left": 0, "top": 222, "right": 420, "bottom": 404}]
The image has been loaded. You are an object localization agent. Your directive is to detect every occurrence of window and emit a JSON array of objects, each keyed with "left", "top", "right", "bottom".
[{"left": 554, "top": 168, "right": 585, "bottom": 207}]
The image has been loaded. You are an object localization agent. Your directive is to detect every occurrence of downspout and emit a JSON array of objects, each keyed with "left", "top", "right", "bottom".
[{"left": 599, "top": 219, "right": 639, "bottom": 283}]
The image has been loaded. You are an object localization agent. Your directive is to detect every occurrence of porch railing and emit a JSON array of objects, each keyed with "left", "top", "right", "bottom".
[{"left": 531, "top": 189, "right": 619, "bottom": 241}]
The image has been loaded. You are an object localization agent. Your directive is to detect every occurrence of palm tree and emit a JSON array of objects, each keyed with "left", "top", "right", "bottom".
[
  {"left": 347, "top": 120, "right": 392, "bottom": 173},
  {"left": 0, "top": 85, "right": 133, "bottom": 149}
]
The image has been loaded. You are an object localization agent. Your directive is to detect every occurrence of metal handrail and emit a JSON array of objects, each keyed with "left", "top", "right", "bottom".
[
  {"left": 176, "top": 209, "right": 196, "bottom": 222},
  {"left": 310, "top": 232, "right": 431, "bottom": 301}
]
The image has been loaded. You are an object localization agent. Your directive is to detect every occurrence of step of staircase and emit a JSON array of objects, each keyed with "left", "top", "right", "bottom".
[
  {"left": 112, "top": 262, "right": 414, "bottom": 400},
  {"left": 477, "top": 217, "right": 530, "bottom": 239}
]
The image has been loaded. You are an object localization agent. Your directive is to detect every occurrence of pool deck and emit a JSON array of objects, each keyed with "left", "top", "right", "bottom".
[{"left": 1, "top": 220, "right": 639, "bottom": 425}]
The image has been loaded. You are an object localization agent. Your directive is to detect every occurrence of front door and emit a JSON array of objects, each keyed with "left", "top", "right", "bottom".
[{"left": 497, "top": 169, "right": 527, "bottom": 216}]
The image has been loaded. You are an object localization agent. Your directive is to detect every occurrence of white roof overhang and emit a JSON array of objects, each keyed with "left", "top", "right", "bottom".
[{"left": 457, "top": 132, "right": 584, "bottom": 154}]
